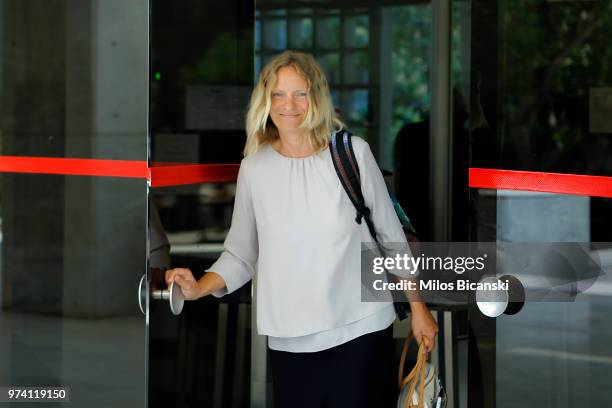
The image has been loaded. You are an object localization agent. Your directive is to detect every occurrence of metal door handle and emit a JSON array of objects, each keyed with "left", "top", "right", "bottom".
[
  {"left": 476, "top": 274, "right": 525, "bottom": 317},
  {"left": 138, "top": 274, "right": 185, "bottom": 315}
]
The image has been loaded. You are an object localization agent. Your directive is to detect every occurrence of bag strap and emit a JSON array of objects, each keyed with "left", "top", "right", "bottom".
[
  {"left": 329, "top": 130, "right": 409, "bottom": 321},
  {"left": 399, "top": 335, "right": 430, "bottom": 408},
  {"left": 329, "top": 130, "right": 377, "bottom": 240}
]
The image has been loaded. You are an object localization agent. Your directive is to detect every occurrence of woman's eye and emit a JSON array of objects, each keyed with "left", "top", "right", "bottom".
[
  {"left": 272, "top": 92, "right": 283, "bottom": 97},
  {"left": 296, "top": 92, "right": 307, "bottom": 98}
]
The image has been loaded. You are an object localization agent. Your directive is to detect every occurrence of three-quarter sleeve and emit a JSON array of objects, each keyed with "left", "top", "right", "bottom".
[
  {"left": 357, "top": 139, "right": 413, "bottom": 278},
  {"left": 206, "top": 160, "right": 259, "bottom": 297}
]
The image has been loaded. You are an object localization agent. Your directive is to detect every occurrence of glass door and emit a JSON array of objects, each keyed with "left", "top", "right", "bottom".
[
  {"left": 464, "top": 0, "right": 612, "bottom": 407},
  {"left": 148, "top": 1, "right": 253, "bottom": 407},
  {"left": 0, "top": 0, "right": 150, "bottom": 406},
  {"left": 148, "top": 0, "right": 439, "bottom": 406}
]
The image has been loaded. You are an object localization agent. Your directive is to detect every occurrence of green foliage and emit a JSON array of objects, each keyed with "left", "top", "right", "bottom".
[
  {"left": 498, "top": 0, "right": 612, "bottom": 169},
  {"left": 390, "top": 5, "right": 432, "bottom": 141},
  {"left": 389, "top": 5, "right": 464, "bottom": 142},
  {"left": 179, "top": 34, "right": 252, "bottom": 85}
]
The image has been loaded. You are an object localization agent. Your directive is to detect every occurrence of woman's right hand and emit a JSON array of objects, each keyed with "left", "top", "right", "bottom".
[{"left": 165, "top": 268, "right": 202, "bottom": 301}]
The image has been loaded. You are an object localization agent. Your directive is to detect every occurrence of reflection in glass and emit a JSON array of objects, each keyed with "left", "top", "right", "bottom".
[
  {"left": 389, "top": 4, "right": 432, "bottom": 138},
  {"left": 317, "top": 52, "right": 341, "bottom": 85},
  {"left": 149, "top": 1, "right": 253, "bottom": 406},
  {"left": 344, "top": 15, "right": 369, "bottom": 48},
  {"left": 471, "top": 0, "right": 612, "bottom": 175},
  {"left": 294, "top": 8, "right": 313, "bottom": 16},
  {"left": 255, "top": 55, "right": 262, "bottom": 80},
  {"left": 1, "top": 0, "right": 149, "bottom": 404},
  {"left": 315, "top": 16, "right": 341, "bottom": 49},
  {"left": 1, "top": 1, "right": 148, "bottom": 161},
  {"left": 343, "top": 90, "right": 369, "bottom": 125},
  {"left": 255, "top": 19, "right": 262, "bottom": 50},
  {"left": 261, "top": 54, "right": 276, "bottom": 70},
  {"left": 0, "top": 175, "right": 147, "bottom": 406},
  {"left": 263, "top": 19, "right": 287, "bottom": 50},
  {"left": 289, "top": 17, "right": 313, "bottom": 49},
  {"left": 263, "top": 8, "right": 287, "bottom": 17},
  {"left": 331, "top": 90, "right": 340, "bottom": 108},
  {"left": 470, "top": 182, "right": 612, "bottom": 408},
  {"left": 343, "top": 51, "right": 369, "bottom": 84},
  {"left": 340, "top": 90, "right": 368, "bottom": 142},
  {"left": 466, "top": 2, "right": 612, "bottom": 405}
]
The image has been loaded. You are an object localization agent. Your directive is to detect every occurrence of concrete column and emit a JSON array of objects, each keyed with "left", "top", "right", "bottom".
[
  {"left": 1, "top": 0, "right": 149, "bottom": 317},
  {"left": 62, "top": 0, "right": 149, "bottom": 317}
]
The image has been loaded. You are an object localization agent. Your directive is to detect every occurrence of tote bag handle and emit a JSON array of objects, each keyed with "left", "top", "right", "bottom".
[{"left": 398, "top": 334, "right": 430, "bottom": 408}]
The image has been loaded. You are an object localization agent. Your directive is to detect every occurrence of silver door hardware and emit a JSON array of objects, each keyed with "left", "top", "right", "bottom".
[
  {"left": 138, "top": 274, "right": 185, "bottom": 315},
  {"left": 476, "top": 275, "right": 525, "bottom": 317}
]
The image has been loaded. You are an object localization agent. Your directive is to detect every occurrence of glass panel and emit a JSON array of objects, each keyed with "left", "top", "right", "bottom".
[
  {"left": 0, "top": 175, "right": 147, "bottom": 404},
  {"left": 150, "top": 1, "right": 254, "bottom": 406},
  {"left": 255, "top": 55, "right": 262, "bottom": 79},
  {"left": 467, "top": 1, "right": 612, "bottom": 407},
  {"left": 315, "top": 15, "right": 341, "bottom": 49},
  {"left": 262, "top": 19, "right": 287, "bottom": 50},
  {"left": 344, "top": 14, "right": 369, "bottom": 47},
  {"left": 294, "top": 8, "right": 313, "bottom": 16},
  {"left": 450, "top": 0, "right": 471, "bottom": 243},
  {"left": 331, "top": 90, "right": 340, "bottom": 108},
  {"left": 469, "top": 0, "right": 612, "bottom": 176},
  {"left": 343, "top": 89, "right": 369, "bottom": 124},
  {"left": 390, "top": 3, "right": 433, "bottom": 214},
  {"left": 496, "top": 298, "right": 612, "bottom": 407},
  {"left": 390, "top": 4, "right": 432, "bottom": 136},
  {"left": 262, "top": 53, "right": 275, "bottom": 70},
  {"left": 452, "top": 0, "right": 470, "bottom": 116},
  {"left": 317, "top": 52, "right": 341, "bottom": 85},
  {"left": 343, "top": 51, "right": 369, "bottom": 84},
  {"left": 339, "top": 89, "right": 368, "bottom": 141},
  {"left": 470, "top": 189, "right": 612, "bottom": 407},
  {"left": 0, "top": 1, "right": 149, "bottom": 406},
  {"left": 0, "top": 1, "right": 148, "bottom": 161},
  {"left": 263, "top": 8, "right": 287, "bottom": 17},
  {"left": 256, "top": 19, "right": 262, "bottom": 50},
  {"left": 289, "top": 17, "right": 313, "bottom": 49}
]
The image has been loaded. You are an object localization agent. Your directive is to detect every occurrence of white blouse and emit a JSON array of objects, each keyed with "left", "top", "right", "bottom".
[{"left": 207, "top": 136, "right": 409, "bottom": 352}]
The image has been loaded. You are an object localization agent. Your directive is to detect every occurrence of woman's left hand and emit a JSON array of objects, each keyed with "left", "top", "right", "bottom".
[{"left": 410, "top": 303, "right": 439, "bottom": 353}]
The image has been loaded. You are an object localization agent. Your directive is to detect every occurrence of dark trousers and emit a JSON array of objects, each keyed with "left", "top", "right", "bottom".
[{"left": 268, "top": 325, "right": 397, "bottom": 408}]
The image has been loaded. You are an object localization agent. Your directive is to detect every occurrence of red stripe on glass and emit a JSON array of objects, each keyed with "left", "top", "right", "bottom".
[
  {"left": 149, "top": 164, "right": 239, "bottom": 187},
  {"left": 0, "top": 156, "right": 240, "bottom": 186},
  {"left": 0, "top": 156, "right": 148, "bottom": 178},
  {"left": 469, "top": 168, "right": 612, "bottom": 198}
]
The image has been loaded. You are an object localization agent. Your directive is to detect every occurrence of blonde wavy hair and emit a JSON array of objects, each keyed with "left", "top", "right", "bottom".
[{"left": 244, "top": 50, "right": 345, "bottom": 156}]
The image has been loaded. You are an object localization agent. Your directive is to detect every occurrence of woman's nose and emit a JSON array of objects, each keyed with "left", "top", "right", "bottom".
[{"left": 285, "top": 96, "right": 296, "bottom": 108}]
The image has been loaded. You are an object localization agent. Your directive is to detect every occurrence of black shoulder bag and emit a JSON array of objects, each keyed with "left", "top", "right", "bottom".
[{"left": 329, "top": 129, "right": 418, "bottom": 321}]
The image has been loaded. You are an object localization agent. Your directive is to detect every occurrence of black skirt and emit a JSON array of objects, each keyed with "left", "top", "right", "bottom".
[{"left": 268, "top": 324, "right": 397, "bottom": 408}]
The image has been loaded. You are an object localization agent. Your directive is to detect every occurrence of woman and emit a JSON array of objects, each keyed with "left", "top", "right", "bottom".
[{"left": 165, "top": 50, "right": 438, "bottom": 407}]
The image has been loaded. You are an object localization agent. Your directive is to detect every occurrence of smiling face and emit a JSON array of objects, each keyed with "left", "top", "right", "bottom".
[{"left": 269, "top": 65, "right": 310, "bottom": 136}]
